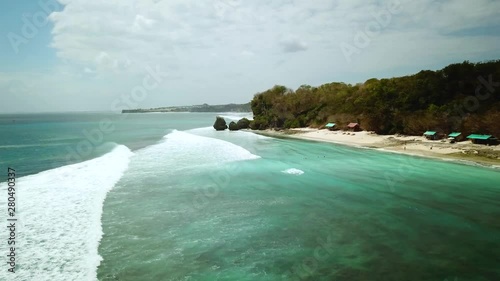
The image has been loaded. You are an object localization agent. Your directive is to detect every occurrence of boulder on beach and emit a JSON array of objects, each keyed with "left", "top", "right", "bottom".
[
  {"left": 213, "top": 116, "right": 228, "bottom": 131},
  {"left": 228, "top": 121, "right": 239, "bottom": 131},
  {"left": 236, "top": 118, "right": 250, "bottom": 129}
]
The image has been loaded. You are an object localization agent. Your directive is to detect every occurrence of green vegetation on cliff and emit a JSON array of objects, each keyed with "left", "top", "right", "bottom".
[{"left": 250, "top": 60, "right": 500, "bottom": 136}]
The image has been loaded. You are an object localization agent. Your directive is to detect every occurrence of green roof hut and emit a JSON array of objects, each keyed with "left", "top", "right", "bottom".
[
  {"left": 466, "top": 134, "right": 498, "bottom": 145},
  {"left": 423, "top": 131, "right": 438, "bottom": 140},
  {"left": 325, "top": 123, "right": 336, "bottom": 131},
  {"left": 447, "top": 132, "right": 463, "bottom": 142}
]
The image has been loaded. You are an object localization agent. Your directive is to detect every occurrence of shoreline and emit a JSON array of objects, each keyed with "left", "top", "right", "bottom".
[{"left": 253, "top": 128, "right": 500, "bottom": 169}]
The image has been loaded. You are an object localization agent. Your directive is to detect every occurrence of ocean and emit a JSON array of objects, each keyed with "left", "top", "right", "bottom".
[{"left": 0, "top": 112, "right": 499, "bottom": 281}]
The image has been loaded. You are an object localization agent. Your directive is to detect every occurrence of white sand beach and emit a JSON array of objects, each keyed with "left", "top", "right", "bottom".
[{"left": 257, "top": 129, "right": 500, "bottom": 167}]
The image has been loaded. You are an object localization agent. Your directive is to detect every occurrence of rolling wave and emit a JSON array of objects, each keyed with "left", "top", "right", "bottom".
[{"left": 0, "top": 145, "right": 133, "bottom": 281}]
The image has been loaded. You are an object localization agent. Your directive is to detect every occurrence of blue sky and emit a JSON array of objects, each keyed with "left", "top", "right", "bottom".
[
  {"left": 0, "top": 1, "right": 60, "bottom": 72},
  {"left": 1, "top": 0, "right": 500, "bottom": 113}
]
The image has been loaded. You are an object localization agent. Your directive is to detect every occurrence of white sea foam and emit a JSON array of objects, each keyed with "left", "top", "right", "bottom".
[
  {"left": 217, "top": 113, "right": 253, "bottom": 121},
  {"left": 0, "top": 145, "right": 133, "bottom": 281},
  {"left": 187, "top": 126, "right": 272, "bottom": 140},
  {"left": 0, "top": 143, "right": 69, "bottom": 149},
  {"left": 186, "top": 126, "right": 218, "bottom": 134},
  {"left": 142, "top": 130, "right": 260, "bottom": 169},
  {"left": 282, "top": 168, "right": 304, "bottom": 175}
]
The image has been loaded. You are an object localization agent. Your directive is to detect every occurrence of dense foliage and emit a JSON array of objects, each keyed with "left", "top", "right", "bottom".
[
  {"left": 189, "top": 103, "right": 251, "bottom": 112},
  {"left": 250, "top": 60, "right": 500, "bottom": 136}
]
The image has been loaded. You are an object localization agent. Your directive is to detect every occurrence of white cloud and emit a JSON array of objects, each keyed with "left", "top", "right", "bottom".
[
  {"left": 132, "top": 14, "right": 156, "bottom": 32},
  {"left": 2, "top": 0, "right": 500, "bottom": 112},
  {"left": 46, "top": 0, "right": 500, "bottom": 73},
  {"left": 241, "top": 50, "right": 255, "bottom": 57},
  {"left": 280, "top": 37, "right": 308, "bottom": 53}
]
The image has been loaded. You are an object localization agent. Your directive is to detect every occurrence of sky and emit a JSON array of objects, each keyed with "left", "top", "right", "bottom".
[{"left": 1, "top": 0, "right": 500, "bottom": 113}]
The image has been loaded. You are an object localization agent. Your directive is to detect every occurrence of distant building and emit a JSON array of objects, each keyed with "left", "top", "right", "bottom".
[
  {"left": 423, "top": 131, "right": 439, "bottom": 140},
  {"left": 347, "top": 123, "right": 360, "bottom": 131},
  {"left": 447, "top": 132, "right": 463, "bottom": 142},
  {"left": 466, "top": 134, "right": 498, "bottom": 145},
  {"left": 325, "top": 123, "right": 336, "bottom": 131}
]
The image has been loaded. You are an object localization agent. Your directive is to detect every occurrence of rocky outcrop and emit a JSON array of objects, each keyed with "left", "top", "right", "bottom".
[
  {"left": 249, "top": 121, "right": 258, "bottom": 130},
  {"left": 228, "top": 121, "right": 239, "bottom": 131},
  {"left": 213, "top": 116, "right": 228, "bottom": 131},
  {"left": 236, "top": 118, "right": 250, "bottom": 129}
]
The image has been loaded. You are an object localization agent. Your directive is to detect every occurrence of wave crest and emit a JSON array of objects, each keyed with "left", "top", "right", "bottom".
[{"left": 0, "top": 145, "right": 133, "bottom": 280}]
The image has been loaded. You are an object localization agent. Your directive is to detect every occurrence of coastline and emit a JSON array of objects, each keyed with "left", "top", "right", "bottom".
[{"left": 253, "top": 128, "right": 500, "bottom": 169}]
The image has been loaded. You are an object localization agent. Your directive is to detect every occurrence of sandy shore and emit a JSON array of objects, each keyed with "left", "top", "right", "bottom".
[{"left": 255, "top": 128, "right": 500, "bottom": 168}]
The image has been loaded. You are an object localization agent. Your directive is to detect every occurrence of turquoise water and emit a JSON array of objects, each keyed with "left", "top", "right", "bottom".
[
  {"left": 0, "top": 113, "right": 499, "bottom": 281},
  {"left": 0, "top": 113, "right": 214, "bottom": 177}
]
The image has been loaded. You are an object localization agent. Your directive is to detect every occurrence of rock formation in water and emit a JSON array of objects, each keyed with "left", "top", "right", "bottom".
[
  {"left": 228, "top": 121, "right": 239, "bottom": 131},
  {"left": 213, "top": 116, "right": 228, "bottom": 131},
  {"left": 236, "top": 118, "right": 250, "bottom": 129}
]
